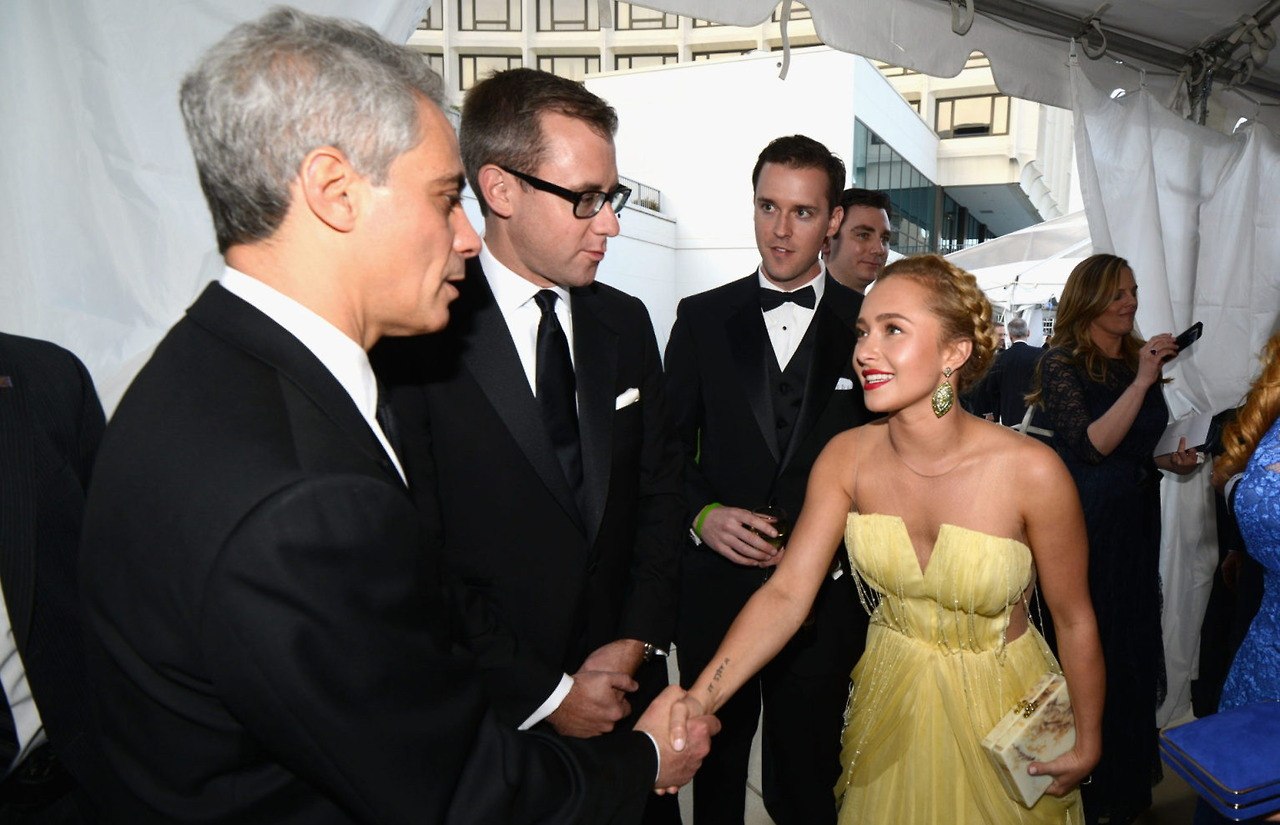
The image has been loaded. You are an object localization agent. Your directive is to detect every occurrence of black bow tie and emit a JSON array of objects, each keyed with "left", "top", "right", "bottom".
[{"left": 759, "top": 285, "right": 816, "bottom": 311}]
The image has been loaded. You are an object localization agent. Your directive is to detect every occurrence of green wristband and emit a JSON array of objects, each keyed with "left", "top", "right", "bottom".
[{"left": 694, "top": 503, "right": 721, "bottom": 537}]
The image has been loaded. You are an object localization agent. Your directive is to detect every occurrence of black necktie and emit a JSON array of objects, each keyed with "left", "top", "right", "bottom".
[
  {"left": 759, "top": 284, "right": 816, "bottom": 311},
  {"left": 374, "top": 380, "right": 405, "bottom": 470},
  {"left": 534, "top": 290, "right": 582, "bottom": 491}
]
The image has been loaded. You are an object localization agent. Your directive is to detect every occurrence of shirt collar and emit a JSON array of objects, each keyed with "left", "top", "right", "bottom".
[
  {"left": 756, "top": 261, "right": 827, "bottom": 304},
  {"left": 480, "top": 242, "right": 570, "bottom": 314},
  {"left": 218, "top": 266, "right": 379, "bottom": 420}
]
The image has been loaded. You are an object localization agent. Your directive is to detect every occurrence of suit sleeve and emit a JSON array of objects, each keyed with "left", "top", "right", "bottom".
[
  {"left": 200, "top": 475, "right": 654, "bottom": 824},
  {"left": 617, "top": 301, "right": 685, "bottom": 648},
  {"left": 662, "top": 304, "right": 718, "bottom": 526}
]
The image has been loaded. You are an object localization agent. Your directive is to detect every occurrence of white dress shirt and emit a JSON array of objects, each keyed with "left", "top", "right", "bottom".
[
  {"left": 0, "top": 587, "right": 45, "bottom": 775},
  {"left": 758, "top": 263, "right": 827, "bottom": 369},
  {"left": 219, "top": 267, "right": 405, "bottom": 484}
]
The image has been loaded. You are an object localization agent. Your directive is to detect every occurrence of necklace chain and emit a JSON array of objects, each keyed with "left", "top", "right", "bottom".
[{"left": 887, "top": 430, "right": 967, "bottom": 478}]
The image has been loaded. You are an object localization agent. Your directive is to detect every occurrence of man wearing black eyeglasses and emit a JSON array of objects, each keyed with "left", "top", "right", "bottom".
[{"left": 374, "top": 68, "right": 688, "bottom": 825}]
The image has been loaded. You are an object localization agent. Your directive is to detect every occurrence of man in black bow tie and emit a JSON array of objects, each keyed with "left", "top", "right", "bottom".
[{"left": 664, "top": 135, "right": 872, "bottom": 825}]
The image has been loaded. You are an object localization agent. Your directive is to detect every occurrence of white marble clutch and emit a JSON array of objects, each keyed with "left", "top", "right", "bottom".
[{"left": 981, "top": 673, "right": 1076, "bottom": 808}]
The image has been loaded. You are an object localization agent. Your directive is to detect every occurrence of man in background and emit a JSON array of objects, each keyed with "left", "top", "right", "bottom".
[
  {"left": 79, "top": 10, "right": 713, "bottom": 822},
  {"left": 374, "top": 68, "right": 686, "bottom": 825},
  {"left": 823, "top": 187, "right": 891, "bottom": 294},
  {"left": 665, "top": 135, "right": 871, "bottom": 825}
]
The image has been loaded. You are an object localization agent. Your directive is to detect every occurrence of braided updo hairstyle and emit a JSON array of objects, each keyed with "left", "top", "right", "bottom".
[{"left": 876, "top": 254, "right": 999, "bottom": 394}]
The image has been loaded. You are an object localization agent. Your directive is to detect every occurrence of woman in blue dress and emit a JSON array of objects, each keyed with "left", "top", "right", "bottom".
[{"left": 1195, "top": 332, "right": 1280, "bottom": 824}]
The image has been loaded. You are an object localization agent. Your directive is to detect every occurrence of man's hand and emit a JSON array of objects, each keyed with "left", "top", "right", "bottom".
[
  {"left": 547, "top": 671, "right": 637, "bottom": 738},
  {"left": 582, "top": 638, "right": 646, "bottom": 678},
  {"left": 698, "top": 505, "right": 782, "bottom": 567},
  {"left": 635, "top": 686, "right": 719, "bottom": 794}
]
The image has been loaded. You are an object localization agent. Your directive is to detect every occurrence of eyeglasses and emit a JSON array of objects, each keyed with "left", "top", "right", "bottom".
[{"left": 500, "top": 166, "right": 631, "bottom": 219}]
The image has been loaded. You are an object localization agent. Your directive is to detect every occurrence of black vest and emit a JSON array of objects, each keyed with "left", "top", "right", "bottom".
[{"left": 766, "top": 318, "right": 819, "bottom": 457}]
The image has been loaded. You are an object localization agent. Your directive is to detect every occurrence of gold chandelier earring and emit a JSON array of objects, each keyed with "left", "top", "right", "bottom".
[{"left": 931, "top": 367, "right": 955, "bottom": 418}]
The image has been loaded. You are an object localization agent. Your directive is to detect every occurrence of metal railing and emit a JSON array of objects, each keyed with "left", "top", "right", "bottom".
[{"left": 620, "top": 175, "right": 662, "bottom": 213}]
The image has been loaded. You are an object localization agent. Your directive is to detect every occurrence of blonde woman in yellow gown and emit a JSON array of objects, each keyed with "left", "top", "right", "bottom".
[{"left": 669, "top": 255, "right": 1104, "bottom": 823}]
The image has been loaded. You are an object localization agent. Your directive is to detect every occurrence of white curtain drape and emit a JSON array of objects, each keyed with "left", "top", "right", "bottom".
[
  {"left": 1, "top": 0, "right": 424, "bottom": 411},
  {"left": 1071, "top": 62, "right": 1280, "bottom": 724}
]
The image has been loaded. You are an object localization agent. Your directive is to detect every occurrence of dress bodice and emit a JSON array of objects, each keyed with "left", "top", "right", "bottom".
[
  {"left": 1221, "top": 418, "right": 1280, "bottom": 710},
  {"left": 846, "top": 513, "right": 1033, "bottom": 653}
]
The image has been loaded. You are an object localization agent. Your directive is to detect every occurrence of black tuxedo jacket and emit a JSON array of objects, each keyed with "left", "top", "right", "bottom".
[
  {"left": 373, "top": 257, "right": 684, "bottom": 721},
  {"left": 663, "top": 273, "right": 872, "bottom": 675},
  {"left": 0, "top": 333, "right": 106, "bottom": 802},
  {"left": 80, "top": 284, "right": 653, "bottom": 824}
]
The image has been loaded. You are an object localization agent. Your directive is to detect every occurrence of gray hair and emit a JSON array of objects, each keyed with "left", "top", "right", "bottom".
[
  {"left": 1007, "top": 316, "right": 1030, "bottom": 339},
  {"left": 180, "top": 7, "right": 446, "bottom": 253}
]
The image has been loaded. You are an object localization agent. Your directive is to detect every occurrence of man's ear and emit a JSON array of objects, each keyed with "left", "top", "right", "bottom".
[
  {"left": 477, "top": 164, "right": 514, "bottom": 219},
  {"left": 826, "top": 204, "right": 844, "bottom": 240},
  {"left": 298, "top": 146, "right": 360, "bottom": 233}
]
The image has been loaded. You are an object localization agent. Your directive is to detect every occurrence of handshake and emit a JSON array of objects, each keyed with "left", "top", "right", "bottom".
[{"left": 636, "top": 686, "right": 720, "bottom": 793}]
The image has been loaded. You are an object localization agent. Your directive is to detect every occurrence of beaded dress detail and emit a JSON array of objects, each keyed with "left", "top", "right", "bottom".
[
  {"left": 1219, "top": 418, "right": 1280, "bottom": 710},
  {"left": 836, "top": 513, "right": 1083, "bottom": 824}
]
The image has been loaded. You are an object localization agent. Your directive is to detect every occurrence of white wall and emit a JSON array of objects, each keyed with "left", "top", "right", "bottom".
[{"left": 587, "top": 47, "right": 929, "bottom": 342}]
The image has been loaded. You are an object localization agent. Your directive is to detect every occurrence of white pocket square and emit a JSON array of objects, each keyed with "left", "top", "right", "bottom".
[
  {"left": 615, "top": 388, "right": 641, "bottom": 409},
  {"left": 835, "top": 377, "right": 855, "bottom": 391}
]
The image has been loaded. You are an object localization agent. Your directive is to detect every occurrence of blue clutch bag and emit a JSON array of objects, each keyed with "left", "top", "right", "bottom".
[{"left": 1159, "top": 700, "right": 1280, "bottom": 821}]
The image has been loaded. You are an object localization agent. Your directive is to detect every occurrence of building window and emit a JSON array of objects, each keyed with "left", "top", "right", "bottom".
[
  {"left": 614, "top": 53, "right": 677, "bottom": 71},
  {"left": 772, "top": 2, "right": 811, "bottom": 21},
  {"left": 1042, "top": 314, "right": 1055, "bottom": 339},
  {"left": 538, "top": 0, "right": 599, "bottom": 31},
  {"left": 458, "top": 0, "right": 520, "bottom": 32},
  {"left": 935, "top": 94, "right": 1011, "bottom": 139},
  {"left": 417, "top": 1, "right": 444, "bottom": 30},
  {"left": 536, "top": 54, "right": 601, "bottom": 81},
  {"left": 458, "top": 53, "right": 523, "bottom": 91},
  {"left": 614, "top": 2, "right": 677, "bottom": 29},
  {"left": 692, "top": 17, "right": 723, "bottom": 27},
  {"left": 692, "top": 47, "right": 754, "bottom": 61},
  {"left": 903, "top": 94, "right": 921, "bottom": 114},
  {"left": 422, "top": 52, "right": 445, "bottom": 77}
]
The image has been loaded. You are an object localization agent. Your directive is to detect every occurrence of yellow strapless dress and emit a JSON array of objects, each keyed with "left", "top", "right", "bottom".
[{"left": 836, "top": 513, "right": 1083, "bottom": 824}]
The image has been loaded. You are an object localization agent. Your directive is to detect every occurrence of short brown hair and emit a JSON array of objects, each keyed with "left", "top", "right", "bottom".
[
  {"left": 751, "top": 135, "right": 845, "bottom": 214},
  {"left": 877, "top": 254, "right": 999, "bottom": 393},
  {"left": 460, "top": 68, "right": 618, "bottom": 215}
]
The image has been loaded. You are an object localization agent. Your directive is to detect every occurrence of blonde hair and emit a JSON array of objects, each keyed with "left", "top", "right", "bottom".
[
  {"left": 877, "top": 254, "right": 999, "bottom": 394},
  {"left": 1214, "top": 331, "right": 1280, "bottom": 485}
]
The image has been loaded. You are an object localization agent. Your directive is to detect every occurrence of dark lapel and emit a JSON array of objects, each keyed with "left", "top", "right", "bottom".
[
  {"left": 456, "top": 261, "right": 584, "bottom": 533},
  {"left": 569, "top": 287, "right": 617, "bottom": 546},
  {"left": 778, "top": 275, "right": 860, "bottom": 472},
  {"left": 188, "top": 283, "right": 405, "bottom": 488},
  {"left": 725, "top": 275, "right": 779, "bottom": 463},
  {"left": 0, "top": 347, "right": 36, "bottom": 650}
]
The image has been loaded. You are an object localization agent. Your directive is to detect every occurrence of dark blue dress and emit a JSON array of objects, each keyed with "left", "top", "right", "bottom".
[
  {"left": 1220, "top": 417, "right": 1280, "bottom": 710},
  {"left": 1040, "top": 347, "right": 1169, "bottom": 824}
]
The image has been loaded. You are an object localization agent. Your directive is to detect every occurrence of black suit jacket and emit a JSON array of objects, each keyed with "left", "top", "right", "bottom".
[
  {"left": 972, "top": 340, "right": 1044, "bottom": 426},
  {"left": 374, "top": 258, "right": 684, "bottom": 721},
  {"left": 0, "top": 333, "right": 106, "bottom": 803},
  {"left": 663, "top": 274, "right": 871, "bottom": 675},
  {"left": 80, "top": 283, "right": 653, "bottom": 824}
]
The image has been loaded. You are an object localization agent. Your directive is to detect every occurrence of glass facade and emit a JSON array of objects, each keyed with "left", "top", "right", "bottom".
[
  {"left": 538, "top": 0, "right": 599, "bottom": 32},
  {"left": 614, "top": 2, "right": 678, "bottom": 29},
  {"left": 854, "top": 120, "right": 994, "bottom": 254},
  {"left": 457, "top": 0, "right": 521, "bottom": 32},
  {"left": 536, "top": 53, "right": 602, "bottom": 81}
]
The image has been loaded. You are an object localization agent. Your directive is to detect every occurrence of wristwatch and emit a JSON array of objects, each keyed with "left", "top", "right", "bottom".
[{"left": 642, "top": 643, "right": 669, "bottom": 663}]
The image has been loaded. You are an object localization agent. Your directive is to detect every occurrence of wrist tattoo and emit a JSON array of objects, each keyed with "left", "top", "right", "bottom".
[{"left": 709, "top": 657, "right": 729, "bottom": 693}]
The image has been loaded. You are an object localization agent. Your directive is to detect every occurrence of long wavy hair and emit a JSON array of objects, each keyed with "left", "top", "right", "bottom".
[
  {"left": 1027, "top": 253, "right": 1146, "bottom": 406},
  {"left": 1213, "top": 331, "right": 1280, "bottom": 485}
]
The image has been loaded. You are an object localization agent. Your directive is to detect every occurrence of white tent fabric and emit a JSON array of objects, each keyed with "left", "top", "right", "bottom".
[
  {"left": 0, "top": 0, "right": 426, "bottom": 410},
  {"left": 947, "top": 210, "right": 1091, "bottom": 311},
  {"left": 1072, "top": 62, "right": 1280, "bottom": 724}
]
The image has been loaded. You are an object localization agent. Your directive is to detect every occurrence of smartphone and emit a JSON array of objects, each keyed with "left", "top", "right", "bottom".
[{"left": 1173, "top": 321, "right": 1204, "bottom": 351}]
